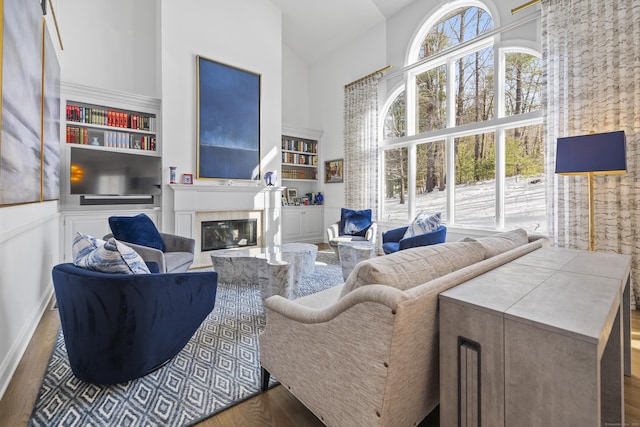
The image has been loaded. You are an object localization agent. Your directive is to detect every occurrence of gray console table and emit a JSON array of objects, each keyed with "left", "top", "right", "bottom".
[{"left": 439, "top": 247, "right": 631, "bottom": 427}]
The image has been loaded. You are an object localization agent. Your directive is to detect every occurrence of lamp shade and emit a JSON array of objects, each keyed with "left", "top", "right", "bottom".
[{"left": 555, "top": 130, "right": 627, "bottom": 175}]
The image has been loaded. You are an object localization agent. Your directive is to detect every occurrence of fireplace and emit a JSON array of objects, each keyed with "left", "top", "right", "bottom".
[{"left": 201, "top": 219, "right": 258, "bottom": 251}]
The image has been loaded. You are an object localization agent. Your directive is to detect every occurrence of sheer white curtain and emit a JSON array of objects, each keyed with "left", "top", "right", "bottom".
[
  {"left": 543, "top": 0, "right": 640, "bottom": 308},
  {"left": 343, "top": 74, "right": 381, "bottom": 217}
]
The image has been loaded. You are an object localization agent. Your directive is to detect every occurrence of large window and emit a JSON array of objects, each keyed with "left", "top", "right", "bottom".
[{"left": 381, "top": 3, "right": 544, "bottom": 233}]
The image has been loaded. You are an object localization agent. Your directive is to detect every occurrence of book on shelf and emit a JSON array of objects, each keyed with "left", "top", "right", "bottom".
[
  {"left": 281, "top": 138, "right": 317, "bottom": 154},
  {"left": 67, "top": 103, "right": 156, "bottom": 132}
]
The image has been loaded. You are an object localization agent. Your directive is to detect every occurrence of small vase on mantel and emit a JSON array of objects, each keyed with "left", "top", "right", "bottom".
[{"left": 169, "top": 166, "right": 177, "bottom": 184}]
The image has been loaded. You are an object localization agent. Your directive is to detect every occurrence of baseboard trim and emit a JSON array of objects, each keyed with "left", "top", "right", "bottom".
[{"left": 0, "top": 278, "right": 55, "bottom": 401}]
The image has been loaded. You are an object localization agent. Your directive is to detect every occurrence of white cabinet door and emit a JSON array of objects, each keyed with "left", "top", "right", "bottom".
[
  {"left": 301, "top": 207, "right": 323, "bottom": 239},
  {"left": 281, "top": 206, "right": 323, "bottom": 243},
  {"left": 281, "top": 208, "right": 302, "bottom": 242}
]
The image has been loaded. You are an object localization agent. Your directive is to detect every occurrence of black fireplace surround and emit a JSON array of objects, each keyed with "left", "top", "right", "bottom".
[{"left": 201, "top": 219, "right": 258, "bottom": 251}]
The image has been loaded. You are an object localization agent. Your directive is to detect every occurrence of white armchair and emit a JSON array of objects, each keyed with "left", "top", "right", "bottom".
[{"left": 326, "top": 221, "right": 377, "bottom": 256}]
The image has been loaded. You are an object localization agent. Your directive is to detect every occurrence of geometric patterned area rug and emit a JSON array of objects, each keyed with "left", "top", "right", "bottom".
[{"left": 28, "top": 250, "right": 342, "bottom": 427}]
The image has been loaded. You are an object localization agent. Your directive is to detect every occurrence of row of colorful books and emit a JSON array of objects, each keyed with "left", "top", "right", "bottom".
[
  {"left": 66, "top": 104, "right": 156, "bottom": 132},
  {"left": 66, "top": 126, "right": 157, "bottom": 151},
  {"left": 281, "top": 138, "right": 317, "bottom": 153},
  {"left": 281, "top": 168, "right": 317, "bottom": 180},
  {"left": 282, "top": 152, "right": 317, "bottom": 165}
]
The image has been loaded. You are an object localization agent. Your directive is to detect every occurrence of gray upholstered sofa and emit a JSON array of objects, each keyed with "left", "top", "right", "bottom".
[{"left": 259, "top": 229, "right": 548, "bottom": 427}]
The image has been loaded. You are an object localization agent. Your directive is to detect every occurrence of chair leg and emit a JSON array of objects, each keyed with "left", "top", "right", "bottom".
[{"left": 260, "top": 367, "right": 270, "bottom": 391}]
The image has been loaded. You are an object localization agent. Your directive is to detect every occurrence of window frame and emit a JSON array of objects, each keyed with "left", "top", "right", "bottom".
[{"left": 379, "top": 5, "right": 543, "bottom": 231}]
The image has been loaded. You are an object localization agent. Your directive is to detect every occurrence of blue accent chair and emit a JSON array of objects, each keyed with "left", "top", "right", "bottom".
[
  {"left": 381, "top": 225, "right": 447, "bottom": 255},
  {"left": 52, "top": 263, "right": 218, "bottom": 385}
]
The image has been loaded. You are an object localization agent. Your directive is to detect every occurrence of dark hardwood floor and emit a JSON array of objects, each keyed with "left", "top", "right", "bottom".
[{"left": 1, "top": 298, "right": 639, "bottom": 426}]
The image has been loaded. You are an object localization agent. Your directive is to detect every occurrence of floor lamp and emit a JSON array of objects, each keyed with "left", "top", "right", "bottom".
[{"left": 555, "top": 130, "right": 627, "bottom": 251}]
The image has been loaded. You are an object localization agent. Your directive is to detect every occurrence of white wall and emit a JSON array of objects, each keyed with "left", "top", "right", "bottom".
[
  {"left": 58, "top": 0, "right": 158, "bottom": 97},
  {"left": 282, "top": 44, "right": 310, "bottom": 128},
  {"left": 159, "top": 0, "right": 282, "bottom": 232},
  {"left": 309, "top": 23, "right": 387, "bottom": 227},
  {"left": 0, "top": 203, "right": 59, "bottom": 398}
]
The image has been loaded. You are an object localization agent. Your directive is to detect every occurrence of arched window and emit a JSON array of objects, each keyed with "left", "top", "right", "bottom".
[
  {"left": 418, "top": 6, "right": 493, "bottom": 60},
  {"left": 380, "top": 2, "right": 544, "bottom": 233}
]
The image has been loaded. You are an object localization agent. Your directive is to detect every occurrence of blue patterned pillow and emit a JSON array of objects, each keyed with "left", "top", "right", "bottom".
[
  {"left": 403, "top": 212, "right": 441, "bottom": 239},
  {"left": 109, "top": 213, "right": 165, "bottom": 252},
  {"left": 72, "top": 232, "right": 150, "bottom": 274},
  {"left": 339, "top": 208, "right": 373, "bottom": 237}
]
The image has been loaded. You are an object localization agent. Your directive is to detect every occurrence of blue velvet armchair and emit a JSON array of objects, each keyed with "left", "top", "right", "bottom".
[
  {"left": 52, "top": 263, "right": 218, "bottom": 384},
  {"left": 381, "top": 225, "right": 447, "bottom": 254}
]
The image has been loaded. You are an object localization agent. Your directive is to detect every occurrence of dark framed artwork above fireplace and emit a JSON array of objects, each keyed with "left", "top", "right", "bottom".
[{"left": 196, "top": 55, "right": 261, "bottom": 181}]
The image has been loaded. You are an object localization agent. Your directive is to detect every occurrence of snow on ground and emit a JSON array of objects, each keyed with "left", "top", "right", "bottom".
[{"left": 383, "top": 175, "right": 547, "bottom": 234}]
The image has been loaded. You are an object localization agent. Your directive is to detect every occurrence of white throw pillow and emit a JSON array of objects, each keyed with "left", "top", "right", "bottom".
[
  {"left": 461, "top": 228, "right": 529, "bottom": 259},
  {"left": 72, "top": 232, "right": 150, "bottom": 274},
  {"left": 403, "top": 211, "right": 441, "bottom": 240}
]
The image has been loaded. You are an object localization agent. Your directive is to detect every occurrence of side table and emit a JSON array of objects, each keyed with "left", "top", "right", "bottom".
[{"left": 337, "top": 241, "right": 376, "bottom": 280}]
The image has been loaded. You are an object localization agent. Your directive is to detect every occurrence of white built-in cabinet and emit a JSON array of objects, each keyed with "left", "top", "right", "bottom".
[
  {"left": 59, "top": 82, "right": 162, "bottom": 262},
  {"left": 281, "top": 125, "right": 324, "bottom": 243},
  {"left": 281, "top": 205, "right": 324, "bottom": 243}
]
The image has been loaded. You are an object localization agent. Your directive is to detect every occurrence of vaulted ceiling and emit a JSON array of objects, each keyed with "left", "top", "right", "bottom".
[{"left": 269, "top": 0, "right": 415, "bottom": 63}]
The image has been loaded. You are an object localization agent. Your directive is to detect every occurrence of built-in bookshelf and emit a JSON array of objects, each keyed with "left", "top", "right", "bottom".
[
  {"left": 281, "top": 135, "right": 318, "bottom": 181},
  {"left": 66, "top": 102, "right": 157, "bottom": 152}
]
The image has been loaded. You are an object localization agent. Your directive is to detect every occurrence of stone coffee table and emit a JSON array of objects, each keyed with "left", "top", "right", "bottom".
[
  {"left": 210, "top": 243, "right": 318, "bottom": 301},
  {"left": 337, "top": 241, "right": 377, "bottom": 280}
]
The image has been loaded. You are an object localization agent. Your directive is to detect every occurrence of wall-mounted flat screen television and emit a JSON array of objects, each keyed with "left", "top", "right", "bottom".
[{"left": 70, "top": 147, "right": 162, "bottom": 198}]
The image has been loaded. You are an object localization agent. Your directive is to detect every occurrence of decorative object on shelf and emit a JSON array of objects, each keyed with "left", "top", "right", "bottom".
[
  {"left": 169, "top": 166, "right": 177, "bottom": 184},
  {"left": 286, "top": 188, "right": 297, "bottom": 204},
  {"left": 264, "top": 171, "right": 277, "bottom": 186},
  {"left": 90, "top": 137, "right": 100, "bottom": 146},
  {"left": 197, "top": 55, "right": 260, "bottom": 181},
  {"left": 182, "top": 174, "right": 193, "bottom": 185},
  {"left": 555, "top": 130, "right": 627, "bottom": 251},
  {"left": 315, "top": 192, "right": 324, "bottom": 205},
  {"left": 325, "top": 159, "right": 344, "bottom": 183}
]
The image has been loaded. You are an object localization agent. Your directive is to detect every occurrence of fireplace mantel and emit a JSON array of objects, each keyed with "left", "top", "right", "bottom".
[{"left": 170, "top": 183, "right": 284, "bottom": 266}]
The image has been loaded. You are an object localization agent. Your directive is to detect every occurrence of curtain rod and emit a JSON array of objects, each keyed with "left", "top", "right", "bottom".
[
  {"left": 512, "top": 0, "right": 541, "bottom": 14},
  {"left": 48, "top": 0, "right": 64, "bottom": 50},
  {"left": 345, "top": 65, "right": 393, "bottom": 88}
]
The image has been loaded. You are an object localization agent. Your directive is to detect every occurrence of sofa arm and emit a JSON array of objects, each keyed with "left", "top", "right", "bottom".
[
  {"left": 161, "top": 232, "right": 196, "bottom": 254},
  {"left": 399, "top": 225, "right": 446, "bottom": 251},
  {"left": 382, "top": 226, "right": 408, "bottom": 244},
  {"left": 259, "top": 284, "right": 415, "bottom": 427},
  {"left": 365, "top": 222, "right": 378, "bottom": 244},
  {"left": 264, "top": 284, "right": 406, "bottom": 324}
]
